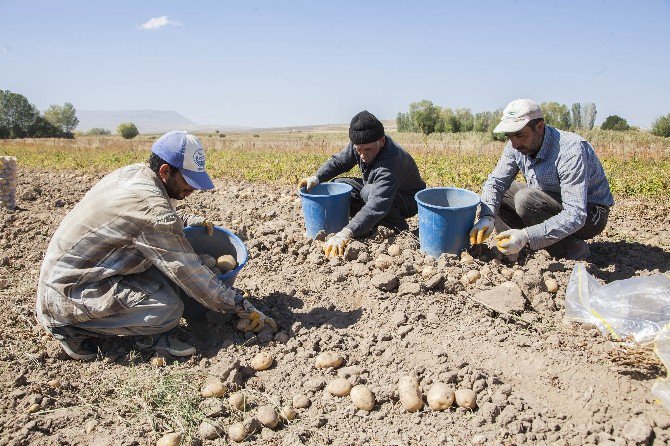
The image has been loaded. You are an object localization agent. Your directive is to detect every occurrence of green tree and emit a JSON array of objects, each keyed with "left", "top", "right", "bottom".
[
  {"left": 490, "top": 108, "right": 506, "bottom": 141},
  {"left": 455, "top": 108, "right": 474, "bottom": 132},
  {"left": 117, "top": 122, "right": 139, "bottom": 139},
  {"left": 651, "top": 113, "right": 670, "bottom": 138},
  {"left": 582, "top": 102, "right": 597, "bottom": 129},
  {"left": 396, "top": 112, "right": 415, "bottom": 132},
  {"left": 44, "top": 102, "right": 79, "bottom": 134},
  {"left": 87, "top": 128, "right": 112, "bottom": 136},
  {"left": 0, "top": 89, "right": 41, "bottom": 138},
  {"left": 571, "top": 103, "right": 582, "bottom": 130},
  {"left": 473, "top": 111, "right": 493, "bottom": 132},
  {"left": 409, "top": 100, "right": 440, "bottom": 135},
  {"left": 541, "top": 102, "right": 571, "bottom": 130},
  {"left": 601, "top": 115, "right": 630, "bottom": 131},
  {"left": 438, "top": 107, "right": 460, "bottom": 133}
]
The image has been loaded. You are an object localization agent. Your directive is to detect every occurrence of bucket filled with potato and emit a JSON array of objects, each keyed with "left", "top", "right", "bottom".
[{"left": 184, "top": 225, "right": 248, "bottom": 288}]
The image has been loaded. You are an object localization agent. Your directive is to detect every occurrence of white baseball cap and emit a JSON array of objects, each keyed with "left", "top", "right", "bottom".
[
  {"left": 151, "top": 130, "right": 214, "bottom": 190},
  {"left": 493, "top": 98, "right": 544, "bottom": 133}
]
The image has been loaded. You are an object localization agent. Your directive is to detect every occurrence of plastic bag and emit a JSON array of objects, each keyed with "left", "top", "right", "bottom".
[{"left": 564, "top": 263, "right": 670, "bottom": 410}]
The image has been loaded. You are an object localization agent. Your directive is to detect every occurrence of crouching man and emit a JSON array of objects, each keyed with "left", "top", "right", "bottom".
[
  {"left": 36, "top": 130, "right": 276, "bottom": 360},
  {"left": 470, "top": 98, "right": 614, "bottom": 260},
  {"left": 299, "top": 111, "right": 426, "bottom": 257}
]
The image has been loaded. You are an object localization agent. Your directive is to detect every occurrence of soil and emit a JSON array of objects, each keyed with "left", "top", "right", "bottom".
[{"left": 1, "top": 168, "right": 670, "bottom": 446}]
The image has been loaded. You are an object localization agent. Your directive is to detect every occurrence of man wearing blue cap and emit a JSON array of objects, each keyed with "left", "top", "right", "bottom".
[{"left": 36, "top": 131, "right": 276, "bottom": 360}]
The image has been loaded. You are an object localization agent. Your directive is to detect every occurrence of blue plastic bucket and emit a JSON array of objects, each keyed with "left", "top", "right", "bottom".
[
  {"left": 300, "top": 182, "right": 352, "bottom": 239},
  {"left": 183, "top": 225, "right": 248, "bottom": 288},
  {"left": 415, "top": 187, "right": 480, "bottom": 257}
]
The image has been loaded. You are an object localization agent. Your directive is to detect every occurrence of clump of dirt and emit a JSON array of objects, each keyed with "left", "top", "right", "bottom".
[{"left": 1, "top": 168, "right": 670, "bottom": 445}]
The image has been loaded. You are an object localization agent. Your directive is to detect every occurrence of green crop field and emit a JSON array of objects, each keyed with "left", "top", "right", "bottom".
[{"left": 1, "top": 129, "right": 669, "bottom": 199}]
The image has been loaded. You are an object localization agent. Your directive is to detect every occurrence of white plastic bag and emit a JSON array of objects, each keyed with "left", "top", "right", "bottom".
[{"left": 564, "top": 263, "right": 670, "bottom": 410}]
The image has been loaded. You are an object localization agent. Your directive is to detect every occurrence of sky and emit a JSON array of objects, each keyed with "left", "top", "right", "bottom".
[{"left": 1, "top": 0, "right": 669, "bottom": 128}]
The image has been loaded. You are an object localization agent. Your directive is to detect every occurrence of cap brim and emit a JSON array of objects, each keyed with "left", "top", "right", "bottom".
[
  {"left": 181, "top": 169, "right": 214, "bottom": 190},
  {"left": 493, "top": 118, "right": 529, "bottom": 134}
]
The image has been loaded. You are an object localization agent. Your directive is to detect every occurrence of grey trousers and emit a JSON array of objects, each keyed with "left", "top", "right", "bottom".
[
  {"left": 333, "top": 177, "right": 418, "bottom": 232},
  {"left": 51, "top": 267, "right": 184, "bottom": 339},
  {"left": 496, "top": 182, "right": 609, "bottom": 257}
]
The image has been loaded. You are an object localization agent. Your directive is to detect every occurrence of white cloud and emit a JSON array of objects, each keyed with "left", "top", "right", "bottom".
[
  {"left": 1, "top": 44, "right": 11, "bottom": 54},
  {"left": 138, "top": 16, "right": 181, "bottom": 30}
]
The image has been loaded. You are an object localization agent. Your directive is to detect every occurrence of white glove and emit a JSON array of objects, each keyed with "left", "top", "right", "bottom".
[
  {"left": 298, "top": 176, "right": 320, "bottom": 191},
  {"left": 495, "top": 228, "right": 529, "bottom": 255},
  {"left": 185, "top": 215, "right": 214, "bottom": 236},
  {"left": 323, "top": 228, "right": 353, "bottom": 257},
  {"left": 235, "top": 299, "right": 278, "bottom": 333},
  {"left": 469, "top": 216, "right": 495, "bottom": 245}
]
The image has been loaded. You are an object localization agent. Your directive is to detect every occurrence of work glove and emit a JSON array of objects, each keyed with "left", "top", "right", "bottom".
[
  {"left": 469, "top": 216, "right": 495, "bottom": 245},
  {"left": 298, "top": 176, "right": 320, "bottom": 191},
  {"left": 495, "top": 228, "right": 529, "bottom": 255},
  {"left": 184, "top": 215, "right": 214, "bottom": 236},
  {"left": 235, "top": 299, "right": 278, "bottom": 333},
  {"left": 323, "top": 228, "right": 353, "bottom": 257}
]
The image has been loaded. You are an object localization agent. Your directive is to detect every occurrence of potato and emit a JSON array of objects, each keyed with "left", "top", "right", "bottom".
[
  {"left": 228, "top": 422, "right": 246, "bottom": 443},
  {"left": 398, "top": 376, "right": 423, "bottom": 412},
  {"left": 374, "top": 254, "right": 394, "bottom": 270},
  {"left": 326, "top": 377, "right": 352, "bottom": 397},
  {"left": 462, "top": 270, "right": 481, "bottom": 285},
  {"left": 228, "top": 392, "right": 245, "bottom": 411},
  {"left": 455, "top": 388, "right": 477, "bottom": 409},
  {"left": 47, "top": 379, "right": 62, "bottom": 389},
  {"left": 460, "top": 251, "right": 475, "bottom": 264},
  {"left": 201, "top": 379, "right": 226, "bottom": 398},
  {"left": 280, "top": 405, "right": 297, "bottom": 421},
  {"left": 216, "top": 255, "right": 237, "bottom": 272},
  {"left": 545, "top": 278, "right": 559, "bottom": 293},
  {"left": 156, "top": 432, "right": 182, "bottom": 446},
  {"left": 250, "top": 352, "right": 274, "bottom": 371},
  {"left": 387, "top": 244, "right": 402, "bottom": 257},
  {"left": 427, "top": 382, "right": 454, "bottom": 411},
  {"left": 315, "top": 352, "right": 343, "bottom": 369},
  {"left": 349, "top": 384, "right": 375, "bottom": 411},
  {"left": 198, "top": 421, "right": 223, "bottom": 440},
  {"left": 256, "top": 405, "right": 279, "bottom": 428},
  {"left": 292, "top": 394, "right": 311, "bottom": 409},
  {"left": 150, "top": 356, "right": 167, "bottom": 367},
  {"left": 421, "top": 265, "right": 437, "bottom": 279}
]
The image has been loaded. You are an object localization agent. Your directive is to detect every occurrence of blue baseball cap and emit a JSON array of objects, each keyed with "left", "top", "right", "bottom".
[{"left": 151, "top": 130, "right": 214, "bottom": 190}]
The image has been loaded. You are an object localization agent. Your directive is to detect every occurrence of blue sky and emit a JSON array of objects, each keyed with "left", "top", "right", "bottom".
[{"left": 1, "top": 0, "right": 669, "bottom": 128}]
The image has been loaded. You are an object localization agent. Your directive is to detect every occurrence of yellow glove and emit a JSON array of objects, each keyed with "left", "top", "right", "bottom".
[
  {"left": 235, "top": 299, "right": 278, "bottom": 333},
  {"left": 469, "top": 216, "right": 495, "bottom": 245},
  {"left": 186, "top": 215, "right": 214, "bottom": 236},
  {"left": 298, "top": 176, "right": 320, "bottom": 191},
  {"left": 323, "top": 228, "right": 353, "bottom": 257},
  {"left": 495, "top": 228, "right": 529, "bottom": 255}
]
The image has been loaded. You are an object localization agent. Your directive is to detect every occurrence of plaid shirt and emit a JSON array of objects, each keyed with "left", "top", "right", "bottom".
[
  {"left": 36, "top": 163, "right": 238, "bottom": 328},
  {"left": 480, "top": 126, "right": 614, "bottom": 250}
]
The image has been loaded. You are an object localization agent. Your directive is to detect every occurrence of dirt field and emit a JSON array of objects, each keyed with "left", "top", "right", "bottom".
[{"left": 1, "top": 168, "right": 669, "bottom": 446}]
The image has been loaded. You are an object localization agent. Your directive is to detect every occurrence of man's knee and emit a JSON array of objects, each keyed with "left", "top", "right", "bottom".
[{"left": 513, "top": 187, "right": 553, "bottom": 219}]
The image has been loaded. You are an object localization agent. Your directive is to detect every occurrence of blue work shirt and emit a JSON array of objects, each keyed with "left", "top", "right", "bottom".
[{"left": 480, "top": 125, "right": 614, "bottom": 250}]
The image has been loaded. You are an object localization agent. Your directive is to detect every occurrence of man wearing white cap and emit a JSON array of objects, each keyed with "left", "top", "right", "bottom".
[
  {"left": 470, "top": 99, "right": 614, "bottom": 260},
  {"left": 36, "top": 131, "right": 276, "bottom": 360}
]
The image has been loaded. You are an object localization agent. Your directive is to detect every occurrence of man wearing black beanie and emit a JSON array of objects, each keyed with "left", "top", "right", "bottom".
[{"left": 299, "top": 111, "right": 426, "bottom": 257}]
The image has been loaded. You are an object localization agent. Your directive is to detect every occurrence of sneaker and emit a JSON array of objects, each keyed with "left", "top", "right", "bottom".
[
  {"left": 59, "top": 338, "right": 98, "bottom": 360},
  {"left": 135, "top": 333, "right": 196, "bottom": 357},
  {"left": 562, "top": 240, "right": 591, "bottom": 260}
]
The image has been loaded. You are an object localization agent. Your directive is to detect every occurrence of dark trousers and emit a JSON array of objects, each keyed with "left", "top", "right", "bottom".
[
  {"left": 495, "top": 182, "right": 609, "bottom": 257},
  {"left": 333, "top": 177, "right": 418, "bottom": 232}
]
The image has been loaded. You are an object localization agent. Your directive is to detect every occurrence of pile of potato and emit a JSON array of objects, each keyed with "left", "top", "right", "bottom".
[
  {"left": 0, "top": 156, "right": 17, "bottom": 210},
  {"left": 199, "top": 253, "right": 237, "bottom": 275}
]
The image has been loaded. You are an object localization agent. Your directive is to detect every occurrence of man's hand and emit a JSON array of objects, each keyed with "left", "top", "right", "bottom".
[
  {"left": 298, "top": 176, "right": 319, "bottom": 191},
  {"left": 235, "top": 299, "right": 278, "bottom": 333},
  {"left": 469, "top": 216, "right": 495, "bottom": 245},
  {"left": 323, "top": 228, "right": 353, "bottom": 257},
  {"left": 187, "top": 215, "right": 214, "bottom": 236},
  {"left": 495, "top": 228, "right": 529, "bottom": 255}
]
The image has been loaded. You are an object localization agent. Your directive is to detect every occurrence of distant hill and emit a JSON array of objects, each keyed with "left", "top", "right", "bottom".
[{"left": 76, "top": 110, "right": 250, "bottom": 134}]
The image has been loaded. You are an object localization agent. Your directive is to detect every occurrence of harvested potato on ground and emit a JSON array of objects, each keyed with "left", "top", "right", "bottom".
[
  {"left": 455, "top": 388, "right": 477, "bottom": 409},
  {"left": 280, "top": 405, "right": 297, "bottom": 421},
  {"left": 387, "top": 244, "right": 402, "bottom": 257},
  {"left": 398, "top": 376, "right": 423, "bottom": 412},
  {"left": 326, "top": 377, "right": 353, "bottom": 397},
  {"left": 427, "top": 382, "right": 455, "bottom": 411},
  {"left": 462, "top": 270, "right": 481, "bottom": 285},
  {"left": 292, "top": 394, "right": 311, "bottom": 409},
  {"left": 250, "top": 352, "right": 274, "bottom": 371},
  {"left": 201, "top": 379, "right": 226, "bottom": 398},
  {"left": 374, "top": 254, "right": 394, "bottom": 270},
  {"left": 545, "top": 278, "right": 559, "bottom": 293},
  {"left": 157, "top": 432, "right": 182, "bottom": 446},
  {"left": 256, "top": 405, "right": 279, "bottom": 428},
  {"left": 198, "top": 421, "right": 224, "bottom": 440},
  {"left": 228, "top": 392, "right": 246, "bottom": 411},
  {"left": 350, "top": 384, "right": 375, "bottom": 411},
  {"left": 315, "top": 352, "right": 343, "bottom": 369},
  {"left": 216, "top": 254, "right": 237, "bottom": 272},
  {"left": 229, "top": 418, "right": 259, "bottom": 443}
]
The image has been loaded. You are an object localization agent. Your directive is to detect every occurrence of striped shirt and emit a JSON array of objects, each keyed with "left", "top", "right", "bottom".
[
  {"left": 480, "top": 125, "right": 614, "bottom": 250},
  {"left": 36, "top": 163, "right": 238, "bottom": 329}
]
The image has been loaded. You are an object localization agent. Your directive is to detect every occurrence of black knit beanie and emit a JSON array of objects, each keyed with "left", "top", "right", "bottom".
[{"left": 349, "top": 110, "right": 385, "bottom": 144}]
